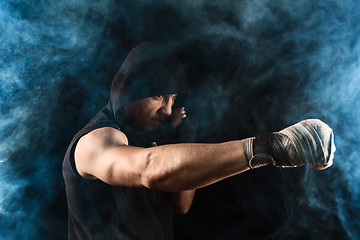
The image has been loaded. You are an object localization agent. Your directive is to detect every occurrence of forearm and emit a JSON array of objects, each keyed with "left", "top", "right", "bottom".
[{"left": 142, "top": 140, "right": 250, "bottom": 191}]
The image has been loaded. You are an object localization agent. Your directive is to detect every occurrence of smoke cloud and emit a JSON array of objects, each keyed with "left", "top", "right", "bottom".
[{"left": 0, "top": 0, "right": 359, "bottom": 239}]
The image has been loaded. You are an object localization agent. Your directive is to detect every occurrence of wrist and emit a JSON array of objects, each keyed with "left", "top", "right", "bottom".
[{"left": 241, "top": 136, "right": 274, "bottom": 169}]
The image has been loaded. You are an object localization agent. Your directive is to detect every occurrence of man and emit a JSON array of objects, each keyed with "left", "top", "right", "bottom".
[{"left": 63, "top": 42, "right": 335, "bottom": 240}]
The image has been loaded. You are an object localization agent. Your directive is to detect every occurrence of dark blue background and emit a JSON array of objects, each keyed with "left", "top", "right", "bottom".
[{"left": 0, "top": 1, "right": 359, "bottom": 239}]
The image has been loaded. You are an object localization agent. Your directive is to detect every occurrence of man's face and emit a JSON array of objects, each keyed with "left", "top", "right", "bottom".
[{"left": 124, "top": 94, "right": 178, "bottom": 131}]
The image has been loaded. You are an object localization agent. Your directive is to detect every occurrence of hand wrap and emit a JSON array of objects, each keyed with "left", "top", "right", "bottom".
[{"left": 242, "top": 119, "right": 336, "bottom": 169}]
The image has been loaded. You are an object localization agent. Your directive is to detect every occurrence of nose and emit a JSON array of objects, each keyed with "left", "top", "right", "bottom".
[{"left": 159, "top": 100, "right": 172, "bottom": 116}]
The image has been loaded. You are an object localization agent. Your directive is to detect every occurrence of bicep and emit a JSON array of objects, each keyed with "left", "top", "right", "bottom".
[{"left": 74, "top": 127, "right": 150, "bottom": 187}]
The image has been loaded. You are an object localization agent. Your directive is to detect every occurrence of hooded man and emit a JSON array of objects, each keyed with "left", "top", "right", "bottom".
[{"left": 63, "top": 42, "right": 336, "bottom": 240}]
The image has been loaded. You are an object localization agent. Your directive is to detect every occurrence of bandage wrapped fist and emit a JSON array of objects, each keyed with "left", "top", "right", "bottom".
[{"left": 242, "top": 119, "right": 336, "bottom": 170}]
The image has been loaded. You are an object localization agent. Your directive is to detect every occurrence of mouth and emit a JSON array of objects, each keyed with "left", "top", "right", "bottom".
[{"left": 152, "top": 118, "right": 164, "bottom": 124}]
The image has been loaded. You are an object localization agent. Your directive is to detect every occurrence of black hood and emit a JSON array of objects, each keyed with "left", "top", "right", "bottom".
[{"left": 109, "top": 42, "right": 189, "bottom": 121}]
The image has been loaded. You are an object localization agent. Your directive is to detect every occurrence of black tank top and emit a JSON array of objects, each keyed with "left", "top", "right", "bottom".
[{"left": 62, "top": 104, "right": 175, "bottom": 240}]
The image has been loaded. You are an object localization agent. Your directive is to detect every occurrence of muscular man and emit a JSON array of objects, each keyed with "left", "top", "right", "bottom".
[{"left": 62, "top": 42, "right": 335, "bottom": 240}]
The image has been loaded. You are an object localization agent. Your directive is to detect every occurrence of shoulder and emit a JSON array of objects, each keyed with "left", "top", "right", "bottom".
[
  {"left": 74, "top": 127, "right": 129, "bottom": 179},
  {"left": 80, "top": 127, "right": 129, "bottom": 147}
]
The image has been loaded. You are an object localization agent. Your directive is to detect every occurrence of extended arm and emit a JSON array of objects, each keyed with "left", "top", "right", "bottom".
[
  {"left": 75, "top": 127, "right": 249, "bottom": 192},
  {"left": 75, "top": 119, "right": 335, "bottom": 192}
]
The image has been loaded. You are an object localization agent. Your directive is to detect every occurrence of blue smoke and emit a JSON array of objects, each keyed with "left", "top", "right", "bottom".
[
  {"left": 1, "top": 0, "right": 359, "bottom": 239},
  {"left": 0, "top": 1, "right": 119, "bottom": 239}
]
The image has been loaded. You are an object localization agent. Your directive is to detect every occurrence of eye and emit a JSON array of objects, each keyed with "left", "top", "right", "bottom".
[{"left": 153, "top": 95, "right": 163, "bottom": 100}]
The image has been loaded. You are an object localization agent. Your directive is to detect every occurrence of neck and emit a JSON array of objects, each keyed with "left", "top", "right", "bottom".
[{"left": 123, "top": 104, "right": 145, "bottom": 131}]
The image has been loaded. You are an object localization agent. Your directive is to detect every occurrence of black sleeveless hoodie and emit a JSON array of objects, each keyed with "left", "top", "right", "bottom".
[{"left": 62, "top": 43, "right": 190, "bottom": 240}]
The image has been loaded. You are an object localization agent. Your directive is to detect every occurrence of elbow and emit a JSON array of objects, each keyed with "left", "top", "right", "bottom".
[
  {"left": 174, "top": 205, "right": 191, "bottom": 215},
  {"left": 173, "top": 196, "right": 193, "bottom": 214},
  {"left": 141, "top": 173, "right": 161, "bottom": 190},
  {"left": 142, "top": 172, "right": 174, "bottom": 191},
  {"left": 140, "top": 165, "right": 159, "bottom": 190},
  {"left": 172, "top": 190, "right": 195, "bottom": 215},
  {"left": 141, "top": 149, "right": 168, "bottom": 191},
  {"left": 140, "top": 147, "right": 183, "bottom": 192}
]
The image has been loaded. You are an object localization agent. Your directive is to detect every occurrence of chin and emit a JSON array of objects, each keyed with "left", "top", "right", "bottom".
[{"left": 145, "top": 124, "right": 159, "bottom": 131}]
